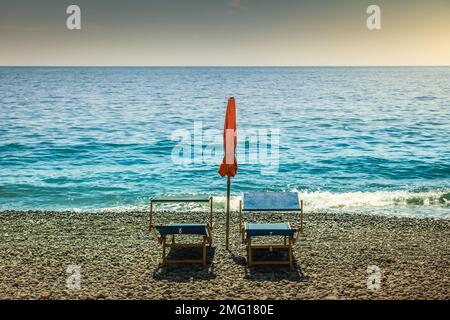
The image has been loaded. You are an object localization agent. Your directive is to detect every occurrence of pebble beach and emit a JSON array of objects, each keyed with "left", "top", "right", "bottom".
[{"left": 0, "top": 210, "right": 448, "bottom": 300}]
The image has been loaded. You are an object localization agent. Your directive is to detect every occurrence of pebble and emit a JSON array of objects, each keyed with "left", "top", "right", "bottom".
[{"left": 0, "top": 210, "right": 448, "bottom": 299}]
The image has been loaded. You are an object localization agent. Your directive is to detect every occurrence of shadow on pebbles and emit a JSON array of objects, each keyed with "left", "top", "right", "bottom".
[{"left": 0, "top": 210, "right": 448, "bottom": 299}]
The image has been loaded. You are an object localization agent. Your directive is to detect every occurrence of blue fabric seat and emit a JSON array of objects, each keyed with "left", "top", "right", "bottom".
[
  {"left": 245, "top": 222, "right": 296, "bottom": 237},
  {"left": 243, "top": 192, "right": 301, "bottom": 211},
  {"left": 155, "top": 223, "right": 209, "bottom": 236}
]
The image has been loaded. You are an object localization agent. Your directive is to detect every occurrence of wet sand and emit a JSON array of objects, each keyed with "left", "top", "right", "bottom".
[{"left": 0, "top": 210, "right": 448, "bottom": 300}]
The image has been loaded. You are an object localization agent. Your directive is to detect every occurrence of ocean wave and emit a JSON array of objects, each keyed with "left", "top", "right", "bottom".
[
  {"left": 299, "top": 189, "right": 449, "bottom": 211},
  {"left": 84, "top": 189, "right": 450, "bottom": 219}
]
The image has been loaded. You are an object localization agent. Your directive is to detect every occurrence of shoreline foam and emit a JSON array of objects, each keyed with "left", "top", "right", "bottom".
[{"left": 1, "top": 188, "right": 448, "bottom": 219}]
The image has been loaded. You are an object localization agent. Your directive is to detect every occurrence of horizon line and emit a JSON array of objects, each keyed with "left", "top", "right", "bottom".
[{"left": 1, "top": 65, "right": 449, "bottom": 68}]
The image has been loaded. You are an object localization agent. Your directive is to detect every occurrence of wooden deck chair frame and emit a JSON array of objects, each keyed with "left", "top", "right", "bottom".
[
  {"left": 149, "top": 196, "right": 214, "bottom": 265},
  {"left": 239, "top": 193, "right": 304, "bottom": 268}
]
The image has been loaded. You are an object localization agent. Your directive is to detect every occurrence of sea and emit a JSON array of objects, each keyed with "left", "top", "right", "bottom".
[{"left": 0, "top": 67, "right": 449, "bottom": 218}]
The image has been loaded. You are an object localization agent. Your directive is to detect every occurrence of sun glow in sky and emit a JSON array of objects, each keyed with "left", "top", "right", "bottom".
[{"left": 0, "top": 0, "right": 449, "bottom": 66}]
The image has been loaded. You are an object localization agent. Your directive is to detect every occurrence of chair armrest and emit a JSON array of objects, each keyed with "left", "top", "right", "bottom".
[
  {"left": 292, "top": 227, "right": 303, "bottom": 244},
  {"left": 205, "top": 224, "right": 213, "bottom": 243},
  {"left": 149, "top": 225, "right": 163, "bottom": 243}
]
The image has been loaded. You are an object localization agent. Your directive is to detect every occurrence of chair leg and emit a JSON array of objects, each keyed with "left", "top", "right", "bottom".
[
  {"left": 246, "top": 243, "right": 249, "bottom": 263},
  {"left": 202, "top": 236, "right": 207, "bottom": 265},
  {"left": 289, "top": 238, "right": 293, "bottom": 267},
  {"left": 162, "top": 236, "right": 167, "bottom": 264},
  {"left": 209, "top": 230, "right": 213, "bottom": 247},
  {"left": 248, "top": 238, "right": 252, "bottom": 267}
]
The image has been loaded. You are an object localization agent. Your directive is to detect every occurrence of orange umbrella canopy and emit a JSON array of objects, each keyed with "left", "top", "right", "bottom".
[{"left": 218, "top": 97, "right": 238, "bottom": 177}]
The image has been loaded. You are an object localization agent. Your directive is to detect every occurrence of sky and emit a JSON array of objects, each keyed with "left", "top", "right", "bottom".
[{"left": 0, "top": 0, "right": 449, "bottom": 66}]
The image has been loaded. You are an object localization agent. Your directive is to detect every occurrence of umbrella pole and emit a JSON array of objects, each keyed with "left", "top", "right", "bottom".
[{"left": 226, "top": 176, "right": 231, "bottom": 250}]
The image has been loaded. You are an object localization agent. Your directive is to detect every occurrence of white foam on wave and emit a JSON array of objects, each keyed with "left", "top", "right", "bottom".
[
  {"left": 298, "top": 189, "right": 449, "bottom": 211},
  {"left": 211, "top": 189, "right": 450, "bottom": 212},
  {"left": 84, "top": 189, "right": 449, "bottom": 218}
]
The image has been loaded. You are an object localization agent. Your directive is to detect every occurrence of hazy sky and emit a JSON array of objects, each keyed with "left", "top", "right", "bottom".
[{"left": 0, "top": 0, "right": 449, "bottom": 66}]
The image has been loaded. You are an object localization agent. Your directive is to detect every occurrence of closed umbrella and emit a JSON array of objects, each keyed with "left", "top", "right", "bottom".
[{"left": 218, "top": 97, "right": 237, "bottom": 250}]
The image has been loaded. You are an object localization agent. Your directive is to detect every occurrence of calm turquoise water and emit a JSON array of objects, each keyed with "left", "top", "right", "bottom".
[{"left": 0, "top": 67, "right": 449, "bottom": 217}]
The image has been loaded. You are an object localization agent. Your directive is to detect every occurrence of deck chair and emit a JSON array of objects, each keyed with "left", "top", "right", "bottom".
[
  {"left": 239, "top": 192, "right": 304, "bottom": 267},
  {"left": 149, "top": 195, "right": 213, "bottom": 265}
]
